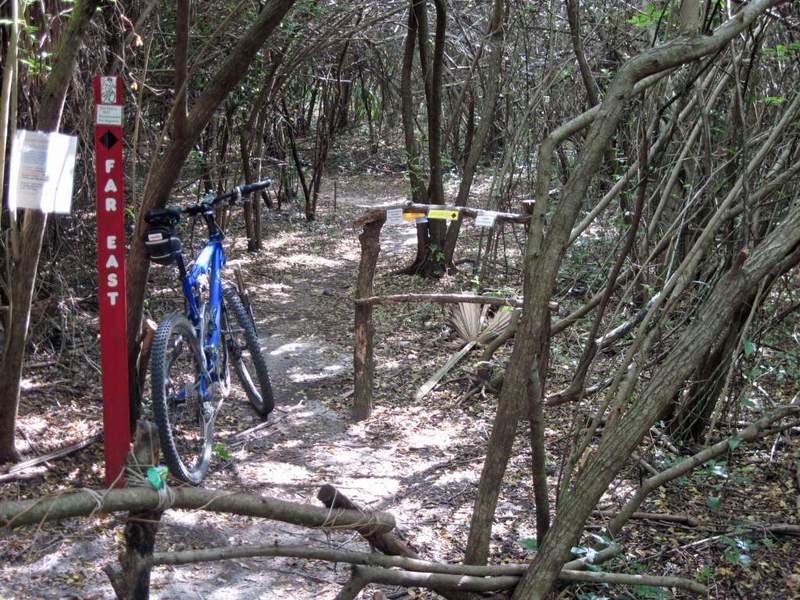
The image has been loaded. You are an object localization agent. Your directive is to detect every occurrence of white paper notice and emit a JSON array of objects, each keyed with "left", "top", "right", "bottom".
[
  {"left": 7, "top": 130, "right": 78, "bottom": 214},
  {"left": 386, "top": 208, "right": 404, "bottom": 226},
  {"left": 475, "top": 210, "right": 497, "bottom": 228},
  {"left": 96, "top": 104, "right": 123, "bottom": 126}
]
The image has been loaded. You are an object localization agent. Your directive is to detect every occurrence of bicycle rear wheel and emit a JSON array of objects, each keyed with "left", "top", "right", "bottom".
[
  {"left": 222, "top": 282, "right": 275, "bottom": 417},
  {"left": 151, "top": 313, "right": 213, "bottom": 484}
]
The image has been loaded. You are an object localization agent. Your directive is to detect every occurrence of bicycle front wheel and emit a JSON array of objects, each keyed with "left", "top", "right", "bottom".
[
  {"left": 151, "top": 313, "right": 213, "bottom": 484},
  {"left": 222, "top": 282, "right": 275, "bottom": 417}
]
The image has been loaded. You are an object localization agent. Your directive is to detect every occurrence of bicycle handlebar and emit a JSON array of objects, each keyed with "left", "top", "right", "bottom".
[
  {"left": 180, "top": 179, "right": 272, "bottom": 217},
  {"left": 208, "top": 179, "right": 272, "bottom": 206},
  {"left": 145, "top": 180, "right": 272, "bottom": 225}
]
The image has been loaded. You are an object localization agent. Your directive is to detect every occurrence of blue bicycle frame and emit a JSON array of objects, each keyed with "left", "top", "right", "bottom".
[
  {"left": 174, "top": 208, "right": 228, "bottom": 405},
  {"left": 144, "top": 179, "right": 273, "bottom": 484}
]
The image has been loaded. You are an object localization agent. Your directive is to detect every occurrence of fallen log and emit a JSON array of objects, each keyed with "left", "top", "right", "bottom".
[{"left": 0, "top": 487, "right": 395, "bottom": 534}]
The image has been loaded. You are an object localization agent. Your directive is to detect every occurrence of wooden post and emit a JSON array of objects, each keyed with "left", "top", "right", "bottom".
[
  {"left": 105, "top": 420, "right": 163, "bottom": 600},
  {"left": 353, "top": 211, "right": 384, "bottom": 420}
]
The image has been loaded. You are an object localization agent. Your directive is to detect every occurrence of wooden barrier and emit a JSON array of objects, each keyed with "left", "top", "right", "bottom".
[{"left": 352, "top": 204, "right": 534, "bottom": 420}]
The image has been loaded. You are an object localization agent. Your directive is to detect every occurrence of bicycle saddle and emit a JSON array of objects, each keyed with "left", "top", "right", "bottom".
[{"left": 145, "top": 207, "right": 182, "bottom": 225}]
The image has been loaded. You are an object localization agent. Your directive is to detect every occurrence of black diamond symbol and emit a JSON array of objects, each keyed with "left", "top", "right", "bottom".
[{"left": 100, "top": 130, "right": 118, "bottom": 149}]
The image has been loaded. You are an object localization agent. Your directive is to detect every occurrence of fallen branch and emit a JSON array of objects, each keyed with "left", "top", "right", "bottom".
[
  {"left": 343, "top": 565, "right": 519, "bottom": 593},
  {"left": 416, "top": 340, "right": 477, "bottom": 401},
  {"left": 736, "top": 522, "right": 800, "bottom": 537},
  {"left": 335, "top": 564, "right": 707, "bottom": 596},
  {"left": 0, "top": 433, "right": 102, "bottom": 482},
  {"left": 355, "top": 293, "right": 558, "bottom": 311},
  {"left": 559, "top": 569, "right": 707, "bottom": 594},
  {"left": 0, "top": 487, "right": 395, "bottom": 534},
  {"left": 153, "top": 542, "right": 518, "bottom": 572},
  {"left": 226, "top": 418, "right": 276, "bottom": 443},
  {"left": 152, "top": 541, "right": 619, "bottom": 577},
  {"left": 356, "top": 293, "right": 521, "bottom": 308},
  {"left": 593, "top": 510, "right": 699, "bottom": 527},
  {"left": 318, "top": 484, "right": 472, "bottom": 600},
  {"left": 609, "top": 404, "right": 800, "bottom": 535}
]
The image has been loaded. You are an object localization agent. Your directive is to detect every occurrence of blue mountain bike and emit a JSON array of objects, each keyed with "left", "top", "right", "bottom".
[{"left": 143, "top": 180, "right": 274, "bottom": 484}]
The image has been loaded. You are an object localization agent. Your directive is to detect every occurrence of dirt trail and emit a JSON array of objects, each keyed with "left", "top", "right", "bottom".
[{"left": 1, "top": 176, "right": 498, "bottom": 599}]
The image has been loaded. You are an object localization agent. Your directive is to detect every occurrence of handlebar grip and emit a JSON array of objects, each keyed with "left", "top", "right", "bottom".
[{"left": 238, "top": 179, "right": 272, "bottom": 195}]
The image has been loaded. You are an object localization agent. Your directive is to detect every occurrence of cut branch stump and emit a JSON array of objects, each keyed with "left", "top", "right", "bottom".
[{"left": 318, "top": 484, "right": 416, "bottom": 557}]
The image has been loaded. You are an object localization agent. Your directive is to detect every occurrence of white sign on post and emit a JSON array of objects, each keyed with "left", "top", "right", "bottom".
[
  {"left": 385, "top": 208, "right": 404, "bottom": 226},
  {"left": 7, "top": 129, "right": 78, "bottom": 214},
  {"left": 96, "top": 105, "right": 123, "bottom": 126},
  {"left": 475, "top": 210, "right": 497, "bottom": 228}
]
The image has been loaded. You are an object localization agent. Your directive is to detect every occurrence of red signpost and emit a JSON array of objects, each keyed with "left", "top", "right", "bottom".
[{"left": 94, "top": 76, "right": 130, "bottom": 486}]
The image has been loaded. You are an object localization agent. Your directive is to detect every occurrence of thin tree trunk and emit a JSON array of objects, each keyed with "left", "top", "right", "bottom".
[
  {"left": 442, "top": 0, "right": 506, "bottom": 264},
  {"left": 0, "top": 0, "right": 104, "bottom": 463},
  {"left": 126, "top": 0, "right": 297, "bottom": 423},
  {"left": 401, "top": 0, "right": 425, "bottom": 203},
  {"left": 240, "top": 128, "right": 257, "bottom": 247},
  {"left": 174, "top": 0, "right": 190, "bottom": 140},
  {"left": 426, "top": 0, "right": 446, "bottom": 207},
  {"left": 566, "top": 0, "right": 600, "bottom": 107}
]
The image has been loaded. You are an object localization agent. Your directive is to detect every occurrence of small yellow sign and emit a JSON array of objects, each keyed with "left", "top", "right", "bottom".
[
  {"left": 428, "top": 208, "right": 459, "bottom": 220},
  {"left": 403, "top": 211, "right": 426, "bottom": 222}
]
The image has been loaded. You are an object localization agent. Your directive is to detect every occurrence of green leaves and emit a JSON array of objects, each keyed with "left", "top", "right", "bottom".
[
  {"left": 518, "top": 538, "right": 538, "bottom": 550},
  {"left": 727, "top": 435, "right": 743, "bottom": 451},
  {"left": 742, "top": 338, "right": 756, "bottom": 357},
  {"left": 627, "top": 3, "right": 668, "bottom": 28},
  {"left": 707, "top": 495, "right": 722, "bottom": 510},
  {"left": 632, "top": 584, "right": 668, "bottom": 599},
  {"left": 212, "top": 442, "right": 231, "bottom": 461},
  {"left": 696, "top": 564, "right": 713, "bottom": 583},
  {"left": 720, "top": 536, "right": 755, "bottom": 566}
]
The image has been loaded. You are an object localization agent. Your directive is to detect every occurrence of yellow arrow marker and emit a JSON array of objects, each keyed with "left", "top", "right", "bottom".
[
  {"left": 403, "top": 211, "right": 426, "bottom": 222},
  {"left": 428, "top": 209, "right": 459, "bottom": 220}
]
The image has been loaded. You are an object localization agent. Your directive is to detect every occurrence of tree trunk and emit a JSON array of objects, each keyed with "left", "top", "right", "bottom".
[
  {"left": 0, "top": 0, "right": 104, "bottom": 464},
  {"left": 408, "top": 0, "right": 448, "bottom": 277},
  {"left": 400, "top": 0, "right": 425, "bottom": 203},
  {"left": 442, "top": 0, "right": 506, "bottom": 264},
  {"left": 566, "top": 0, "right": 600, "bottom": 107},
  {"left": 426, "top": 0, "right": 446, "bottom": 207},
  {"left": 174, "top": 0, "right": 190, "bottom": 140},
  {"left": 503, "top": 2, "right": 788, "bottom": 596},
  {"left": 512, "top": 204, "right": 800, "bottom": 599}
]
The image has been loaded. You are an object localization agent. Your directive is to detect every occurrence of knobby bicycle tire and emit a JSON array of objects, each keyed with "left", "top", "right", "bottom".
[
  {"left": 222, "top": 282, "right": 275, "bottom": 417},
  {"left": 151, "top": 313, "right": 212, "bottom": 484}
]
